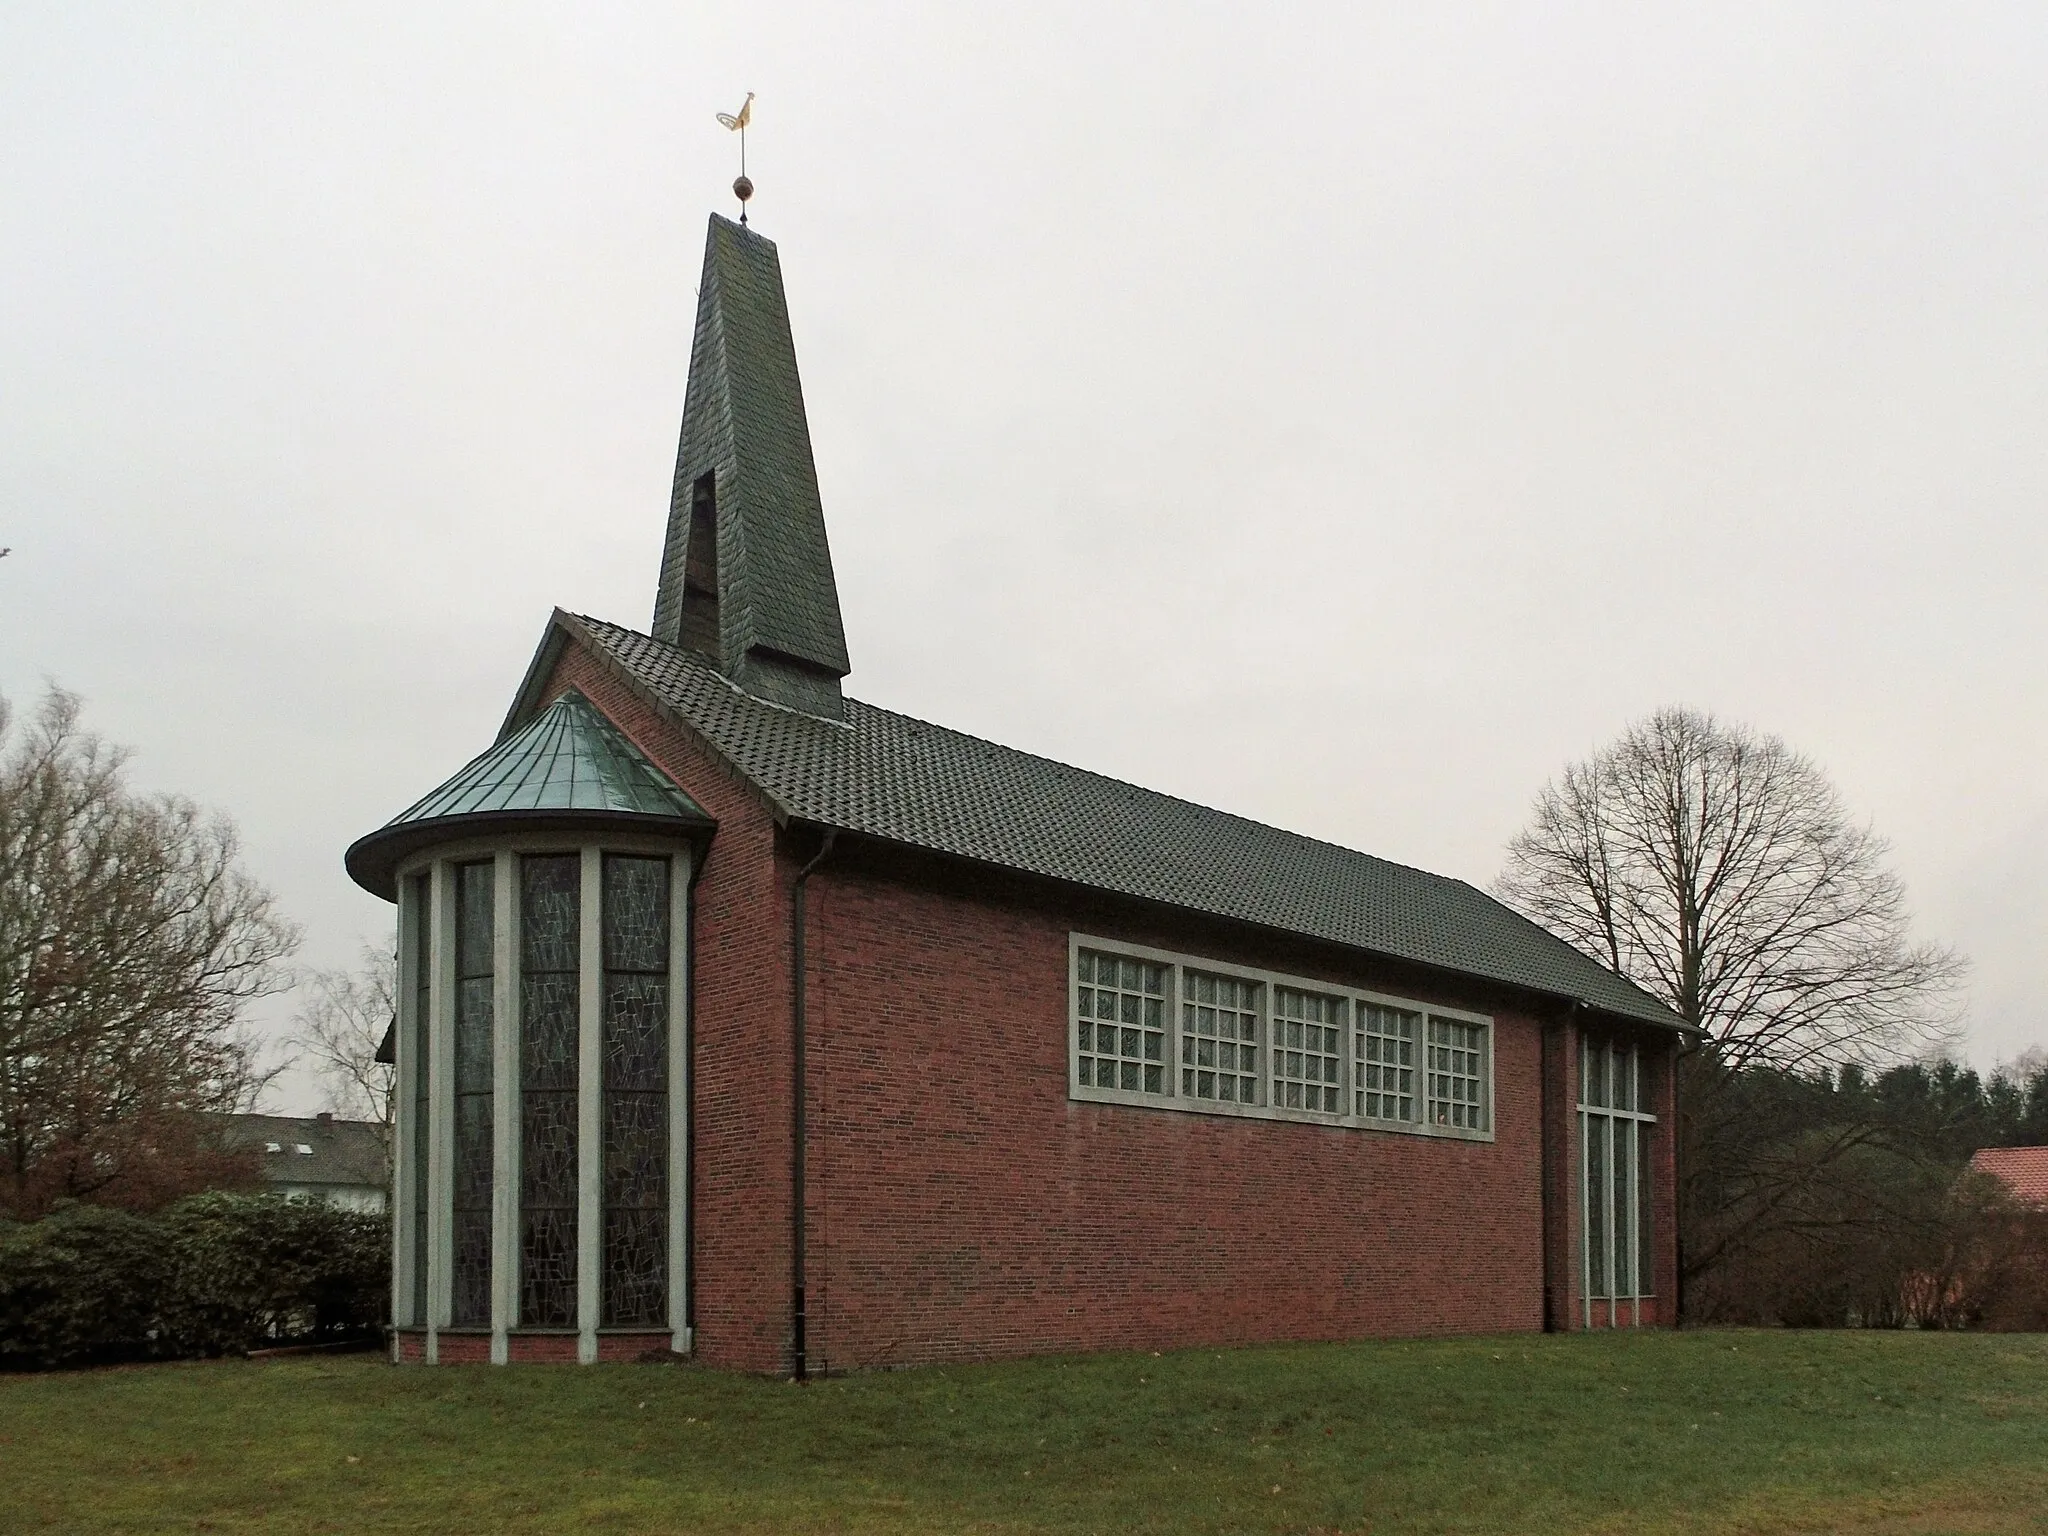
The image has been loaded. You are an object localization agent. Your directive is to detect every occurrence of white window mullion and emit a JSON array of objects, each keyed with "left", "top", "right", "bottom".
[
  {"left": 393, "top": 877, "right": 419, "bottom": 1336},
  {"left": 576, "top": 846, "right": 603, "bottom": 1362},
  {"left": 427, "top": 860, "right": 455, "bottom": 1358},
  {"left": 667, "top": 847, "right": 693, "bottom": 1353},
  {"left": 1167, "top": 965, "right": 1183, "bottom": 1098},
  {"left": 490, "top": 853, "right": 518, "bottom": 1364}
]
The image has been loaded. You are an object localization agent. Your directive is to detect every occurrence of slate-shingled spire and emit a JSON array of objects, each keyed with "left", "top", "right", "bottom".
[{"left": 652, "top": 214, "right": 851, "bottom": 720}]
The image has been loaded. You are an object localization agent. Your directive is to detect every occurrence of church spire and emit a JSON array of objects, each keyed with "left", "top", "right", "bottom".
[{"left": 652, "top": 214, "right": 851, "bottom": 720}]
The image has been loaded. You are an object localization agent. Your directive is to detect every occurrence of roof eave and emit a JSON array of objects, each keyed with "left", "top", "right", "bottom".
[{"left": 345, "top": 806, "right": 716, "bottom": 903}]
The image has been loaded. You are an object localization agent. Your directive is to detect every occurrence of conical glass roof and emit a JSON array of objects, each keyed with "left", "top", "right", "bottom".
[{"left": 345, "top": 690, "right": 713, "bottom": 899}]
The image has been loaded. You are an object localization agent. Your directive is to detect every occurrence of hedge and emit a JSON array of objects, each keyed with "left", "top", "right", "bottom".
[{"left": 0, "top": 1193, "right": 388, "bottom": 1369}]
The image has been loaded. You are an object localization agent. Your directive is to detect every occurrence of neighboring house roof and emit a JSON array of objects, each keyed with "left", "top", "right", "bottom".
[
  {"left": 1971, "top": 1146, "right": 2048, "bottom": 1207},
  {"left": 519, "top": 610, "right": 1688, "bottom": 1033},
  {"left": 218, "top": 1113, "right": 389, "bottom": 1190},
  {"left": 345, "top": 689, "right": 715, "bottom": 899}
]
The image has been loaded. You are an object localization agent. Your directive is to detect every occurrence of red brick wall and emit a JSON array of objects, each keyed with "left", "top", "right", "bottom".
[
  {"left": 594, "top": 1332, "right": 678, "bottom": 1362},
  {"left": 431, "top": 1332, "right": 492, "bottom": 1365},
  {"left": 504, "top": 1333, "right": 580, "bottom": 1364},
  {"left": 800, "top": 845, "right": 1559, "bottom": 1369}
]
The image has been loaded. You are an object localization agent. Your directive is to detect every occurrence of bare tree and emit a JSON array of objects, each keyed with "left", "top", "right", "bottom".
[
  {"left": 290, "top": 939, "right": 397, "bottom": 1127},
  {"left": 1494, "top": 707, "right": 1967, "bottom": 1291},
  {"left": 1497, "top": 707, "right": 1962, "bottom": 1069},
  {"left": 0, "top": 688, "right": 299, "bottom": 1218}
]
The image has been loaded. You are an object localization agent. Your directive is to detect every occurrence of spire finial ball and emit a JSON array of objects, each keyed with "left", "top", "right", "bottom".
[{"left": 733, "top": 175, "right": 754, "bottom": 203}]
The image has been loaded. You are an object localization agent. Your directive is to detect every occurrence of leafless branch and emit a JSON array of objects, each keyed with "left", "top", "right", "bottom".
[
  {"left": 290, "top": 938, "right": 397, "bottom": 1128},
  {"left": 0, "top": 687, "right": 299, "bottom": 1217}
]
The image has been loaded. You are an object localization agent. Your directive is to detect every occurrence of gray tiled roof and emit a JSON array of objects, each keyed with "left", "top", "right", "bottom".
[
  {"left": 561, "top": 614, "right": 1683, "bottom": 1030},
  {"left": 217, "top": 1114, "right": 388, "bottom": 1190}
]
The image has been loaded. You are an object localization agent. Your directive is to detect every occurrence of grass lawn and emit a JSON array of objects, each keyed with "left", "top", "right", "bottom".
[{"left": 3, "top": 1331, "right": 2046, "bottom": 1534}]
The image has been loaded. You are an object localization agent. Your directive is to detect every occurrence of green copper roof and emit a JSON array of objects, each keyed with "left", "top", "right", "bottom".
[
  {"left": 392, "top": 689, "right": 703, "bottom": 823},
  {"left": 650, "top": 215, "right": 851, "bottom": 717},
  {"left": 345, "top": 690, "right": 712, "bottom": 899}
]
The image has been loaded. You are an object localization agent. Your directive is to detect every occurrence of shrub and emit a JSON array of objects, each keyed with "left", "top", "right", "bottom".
[
  {"left": 0, "top": 1203, "right": 172, "bottom": 1368},
  {"left": 0, "top": 1194, "right": 388, "bottom": 1369},
  {"left": 159, "top": 1193, "right": 388, "bottom": 1355},
  {"left": 1970, "top": 1208, "right": 2048, "bottom": 1331}
]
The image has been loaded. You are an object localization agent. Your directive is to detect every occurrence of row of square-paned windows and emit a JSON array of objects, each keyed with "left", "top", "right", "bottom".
[{"left": 1072, "top": 947, "right": 1490, "bottom": 1132}]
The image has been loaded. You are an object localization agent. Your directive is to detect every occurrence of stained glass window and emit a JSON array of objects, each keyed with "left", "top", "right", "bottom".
[
  {"left": 409, "top": 871, "right": 431, "bottom": 1326},
  {"left": 450, "top": 859, "right": 494, "bottom": 1329},
  {"left": 1356, "top": 1003, "right": 1417, "bottom": 1121},
  {"left": 1272, "top": 988, "right": 1342, "bottom": 1112},
  {"left": 519, "top": 854, "right": 578, "bottom": 1328},
  {"left": 602, "top": 855, "right": 669, "bottom": 1328},
  {"left": 1075, "top": 950, "right": 1167, "bottom": 1095}
]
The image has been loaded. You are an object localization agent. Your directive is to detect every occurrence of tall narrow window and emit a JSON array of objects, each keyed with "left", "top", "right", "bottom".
[
  {"left": 1075, "top": 950, "right": 1167, "bottom": 1095},
  {"left": 519, "top": 855, "right": 579, "bottom": 1327},
  {"left": 1585, "top": 1100, "right": 1609, "bottom": 1297},
  {"left": 601, "top": 855, "right": 670, "bottom": 1327},
  {"left": 450, "top": 860, "right": 495, "bottom": 1328},
  {"left": 1638, "top": 1117, "right": 1655, "bottom": 1292},
  {"left": 409, "top": 871, "right": 431, "bottom": 1326},
  {"left": 1272, "top": 988, "right": 1341, "bottom": 1112},
  {"left": 1426, "top": 1017, "right": 1486, "bottom": 1129},
  {"left": 1356, "top": 1003, "right": 1417, "bottom": 1121},
  {"left": 1580, "top": 1037, "right": 1657, "bottom": 1320}
]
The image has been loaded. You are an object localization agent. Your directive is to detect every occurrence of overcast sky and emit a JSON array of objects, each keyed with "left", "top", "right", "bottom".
[{"left": 4, "top": 3, "right": 2043, "bottom": 1113}]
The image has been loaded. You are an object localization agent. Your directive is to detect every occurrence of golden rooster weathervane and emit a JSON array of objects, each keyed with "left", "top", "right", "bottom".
[{"left": 718, "top": 91, "right": 756, "bottom": 224}]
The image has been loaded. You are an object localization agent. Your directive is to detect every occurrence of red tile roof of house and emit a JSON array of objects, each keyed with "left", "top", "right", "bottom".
[{"left": 1970, "top": 1147, "right": 2048, "bottom": 1207}]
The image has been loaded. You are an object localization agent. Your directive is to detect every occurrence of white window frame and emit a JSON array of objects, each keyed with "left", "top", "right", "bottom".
[
  {"left": 1577, "top": 1036, "right": 1657, "bottom": 1328},
  {"left": 1066, "top": 933, "right": 1494, "bottom": 1142}
]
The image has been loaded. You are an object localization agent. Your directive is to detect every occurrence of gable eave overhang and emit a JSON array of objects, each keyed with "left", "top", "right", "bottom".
[{"left": 345, "top": 806, "right": 716, "bottom": 903}]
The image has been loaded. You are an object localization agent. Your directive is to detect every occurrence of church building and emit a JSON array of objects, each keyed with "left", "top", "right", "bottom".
[{"left": 346, "top": 211, "right": 1689, "bottom": 1372}]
